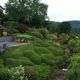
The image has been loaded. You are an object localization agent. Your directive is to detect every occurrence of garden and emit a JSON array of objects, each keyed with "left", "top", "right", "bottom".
[
  {"left": 0, "top": 27, "right": 80, "bottom": 80},
  {"left": 0, "top": 0, "right": 80, "bottom": 80}
]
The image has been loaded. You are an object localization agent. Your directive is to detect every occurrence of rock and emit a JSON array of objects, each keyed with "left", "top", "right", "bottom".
[{"left": 62, "top": 68, "right": 67, "bottom": 72}]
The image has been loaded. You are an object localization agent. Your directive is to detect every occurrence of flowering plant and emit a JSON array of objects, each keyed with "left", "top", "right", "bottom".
[{"left": 8, "top": 65, "right": 28, "bottom": 80}]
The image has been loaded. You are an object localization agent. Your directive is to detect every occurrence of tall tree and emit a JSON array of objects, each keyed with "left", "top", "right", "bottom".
[
  {"left": 59, "top": 22, "right": 71, "bottom": 33},
  {"left": 30, "top": 2, "right": 48, "bottom": 26},
  {"left": 0, "top": 8, "right": 6, "bottom": 24},
  {"left": 46, "top": 21, "right": 59, "bottom": 33},
  {"left": 5, "top": 0, "right": 48, "bottom": 25}
]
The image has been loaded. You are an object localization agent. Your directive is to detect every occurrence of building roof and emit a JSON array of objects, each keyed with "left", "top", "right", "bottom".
[{"left": 0, "top": 6, "right": 4, "bottom": 11}]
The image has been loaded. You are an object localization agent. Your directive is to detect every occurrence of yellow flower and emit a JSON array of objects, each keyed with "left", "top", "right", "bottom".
[{"left": 3, "top": 31, "right": 8, "bottom": 36}]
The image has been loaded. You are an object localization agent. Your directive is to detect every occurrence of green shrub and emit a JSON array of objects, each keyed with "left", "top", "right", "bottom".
[
  {"left": 4, "top": 57, "right": 34, "bottom": 66},
  {"left": 3, "top": 46, "right": 24, "bottom": 58},
  {"left": 34, "top": 47, "right": 51, "bottom": 55},
  {"left": 0, "top": 67, "right": 11, "bottom": 80},
  {"left": 47, "top": 24, "right": 57, "bottom": 33},
  {"left": 27, "top": 28, "right": 37, "bottom": 33},
  {"left": 0, "top": 66, "right": 28, "bottom": 80},
  {"left": 18, "top": 44, "right": 34, "bottom": 50},
  {"left": 64, "top": 63, "right": 80, "bottom": 80},
  {"left": 33, "top": 38, "right": 50, "bottom": 47},
  {"left": 9, "top": 65, "right": 28, "bottom": 80},
  {"left": 3, "top": 44, "right": 34, "bottom": 59},
  {"left": 15, "top": 33, "right": 34, "bottom": 41},
  {"left": 68, "top": 39, "right": 76, "bottom": 47},
  {"left": 31, "top": 32, "right": 44, "bottom": 40},
  {"left": 47, "top": 35, "right": 54, "bottom": 41},
  {"left": 39, "top": 28, "right": 49, "bottom": 39},
  {"left": 17, "top": 23, "right": 28, "bottom": 33},
  {"left": 47, "top": 46, "right": 68, "bottom": 67},
  {"left": 34, "top": 65, "right": 51, "bottom": 80},
  {"left": 33, "top": 38, "right": 52, "bottom": 47},
  {"left": 47, "top": 46, "right": 65, "bottom": 56},
  {"left": 1, "top": 46, "right": 19, "bottom": 58},
  {"left": 73, "top": 46, "right": 80, "bottom": 53},
  {"left": 33, "top": 38, "right": 61, "bottom": 48},
  {"left": 25, "top": 65, "right": 50, "bottom": 80},
  {"left": 55, "top": 56, "right": 66, "bottom": 66},
  {"left": 41, "top": 54, "right": 55, "bottom": 66},
  {"left": 3, "top": 21, "right": 18, "bottom": 31},
  {"left": 0, "top": 59, "right": 3, "bottom": 66},
  {"left": 64, "top": 53, "right": 80, "bottom": 80},
  {"left": 23, "top": 50, "right": 41, "bottom": 64},
  {"left": 65, "top": 62, "right": 80, "bottom": 80},
  {"left": 24, "top": 66, "right": 39, "bottom": 80},
  {"left": 32, "top": 38, "right": 43, "bottom": 47}
]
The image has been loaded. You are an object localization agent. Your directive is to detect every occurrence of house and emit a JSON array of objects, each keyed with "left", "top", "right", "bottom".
[{"left": 0, "top": 6, "right": 4, "bottom": 11}]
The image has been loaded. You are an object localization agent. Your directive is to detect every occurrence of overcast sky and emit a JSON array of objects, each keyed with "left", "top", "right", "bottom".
[{"left": 0, "top": 0, "right": 80, "bottom": 22}]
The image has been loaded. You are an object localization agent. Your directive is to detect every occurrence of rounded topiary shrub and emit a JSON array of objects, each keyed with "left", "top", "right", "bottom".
[
  {"left": 31, "top": 32, "right": 44, "bottom": 40},
  {"left": 24, "top": 66, "right": 39, "bottom": 80},
  {"left": 47, "top": 46, "right": 68, "bottom": 67},
  {"left": 39, "top": 28, "right": 49, "bottom": 39},
  {"left": 33, "top": 38, "right": 50, "bottom": 47},
  {"left": 41, "top": 54, "right": 55, "bottom": 66},
  {"left": 34, "top": 47, "right": 51, "bottom": 55},
  {"left": 23, "top": 50, "right": 41, "bottom": 64},
  {"left": 55, "top": 56, "right": 66, "bottom": 66},
  {"left": 47, "top": 46, "right": 65, "bottom": 56},
  {"left": 4, "top": 57, "right": 34, "bottom": 66}
]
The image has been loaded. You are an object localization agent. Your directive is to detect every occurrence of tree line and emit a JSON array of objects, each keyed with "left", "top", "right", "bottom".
[{"left": 0, "top": 0, "right": 71, "bottom": 33}]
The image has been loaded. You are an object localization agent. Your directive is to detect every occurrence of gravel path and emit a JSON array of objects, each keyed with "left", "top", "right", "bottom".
[
  {"left": 0, "top": 36, "right": 30, "bottom": 47},
  {"left": 0, "top": 42, "right": 27, "bottom": 47},
  {"left": 49, "top": 69, "right": 65, "bottom": 80}
]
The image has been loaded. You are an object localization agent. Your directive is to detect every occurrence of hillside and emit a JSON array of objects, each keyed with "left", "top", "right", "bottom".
[
  {"left": 69, "top": 20, "right": 80, "bottom": 33},
  {"left": 70, "top": 20, "right": 80, "bottom": 27}
]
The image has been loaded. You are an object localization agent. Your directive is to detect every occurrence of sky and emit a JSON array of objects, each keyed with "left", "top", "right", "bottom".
[{"left": 0, "top": 0, "right": 80, "bottom": 22}]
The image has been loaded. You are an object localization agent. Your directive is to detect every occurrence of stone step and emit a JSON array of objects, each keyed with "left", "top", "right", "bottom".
[{"left": 0, "top": 36, "right": 13, "bottom": 42}]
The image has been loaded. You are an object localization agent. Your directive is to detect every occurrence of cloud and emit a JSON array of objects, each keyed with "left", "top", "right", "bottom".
[
  {"left": 0, "top": 0, "right": 8, "bottom": 6},
  {"left": 42, "top": 0, "right": 80, "bottom": 21}
]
